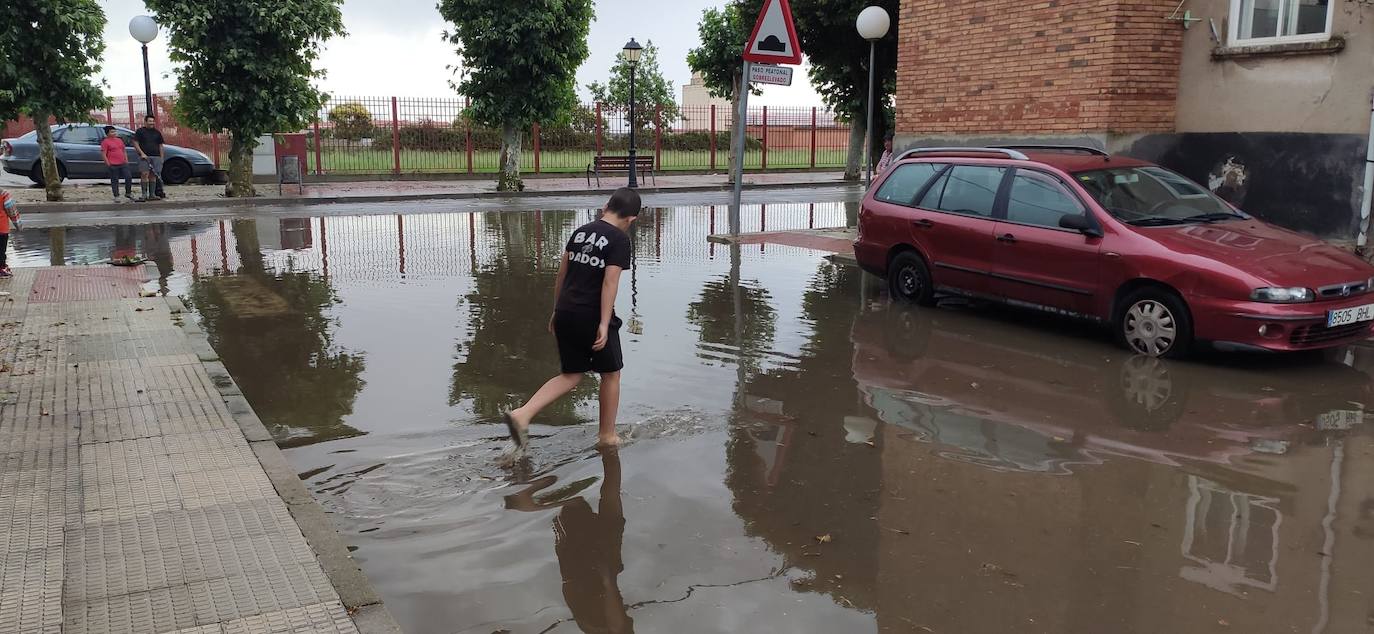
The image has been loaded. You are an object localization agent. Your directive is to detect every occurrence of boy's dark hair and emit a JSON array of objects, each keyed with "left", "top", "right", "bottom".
[
  {"left": 884, "top": 132, "right": 895, "bottom": 141},
  {"left": 103, "top": 126, "right": 116, "bottom": 134},
  {"left": 605, "top": 187, "right": 642, "bottom": 218},
  {"left": 144, "top": 115, "right": 156, "bottom": 123}
]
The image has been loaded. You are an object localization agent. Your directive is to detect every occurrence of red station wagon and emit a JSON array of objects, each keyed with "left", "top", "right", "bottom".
[{"left": 853, "top": 146, "right": 1374, "bottom": 357}]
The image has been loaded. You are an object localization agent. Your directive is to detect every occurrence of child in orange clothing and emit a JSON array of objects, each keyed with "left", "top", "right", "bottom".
[{"left": 0, "top": 188, "right": 18, "bottom": 277}]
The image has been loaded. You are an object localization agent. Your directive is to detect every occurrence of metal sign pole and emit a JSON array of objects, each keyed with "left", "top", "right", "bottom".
[{"left": 730, "top": 60, "right": 752, "bottom": 236}]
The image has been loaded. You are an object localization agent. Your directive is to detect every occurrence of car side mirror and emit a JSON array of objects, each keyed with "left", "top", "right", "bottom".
[{"left": 1059, "top": 214, "right": 1102, "bottom": 237}]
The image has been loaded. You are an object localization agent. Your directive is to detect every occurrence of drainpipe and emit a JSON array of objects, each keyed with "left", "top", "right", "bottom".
[{"left": 1359, "top": 90, "right": 1374, "bottom": 253}]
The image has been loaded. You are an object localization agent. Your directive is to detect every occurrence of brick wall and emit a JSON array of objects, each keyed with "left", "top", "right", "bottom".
[{"left": 896, "top": 0, "right": 1184, "bottom": 137}]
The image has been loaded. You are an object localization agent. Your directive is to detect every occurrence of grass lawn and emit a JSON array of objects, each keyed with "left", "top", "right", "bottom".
[{"left": 307, "top": 147, "right": 849, "bottom": 175}]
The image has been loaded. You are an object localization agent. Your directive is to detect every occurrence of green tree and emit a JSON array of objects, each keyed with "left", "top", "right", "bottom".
[
  {"left": 0, "top": 1, "right": 110, "bottom": 201},
  {"left": 440, "top": 0, "right": 594, "bottom": 192},
  {"left": 144, "top": 0, "right": 345, "bottom": 197},
  {"left": 587, "top": 41, "right": 681, "bottom": 134},
  {"left": 686, "top": 1, "right": 762, "bottom": 179},
  {"left": 327, "top": 102, "right": 373, "bottom": 141},
  {"left": 790, "top": 0, "right": 899, "bottom": 180}
]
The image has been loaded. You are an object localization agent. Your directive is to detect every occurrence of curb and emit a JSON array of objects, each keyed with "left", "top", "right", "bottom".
[
  {"left": 23, "top": 179, "right": 858, "bottom": 214},
  {"left": 161, "top": 294, "right": 403, "bottom": 634}
]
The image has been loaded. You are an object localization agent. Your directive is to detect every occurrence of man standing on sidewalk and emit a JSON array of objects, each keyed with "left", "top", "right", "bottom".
[
  {"left": 100, "top": 126, "right": 134, "bottom": 203},
  {"left": 134, "top": 116, "right": 166, "bottom": 200}
]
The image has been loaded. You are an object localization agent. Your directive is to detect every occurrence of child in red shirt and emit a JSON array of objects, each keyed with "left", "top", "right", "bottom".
[
  {"left": 0, "top": 189, "right": 19, "bottom": 277},
  {"left": 100, "top": 126, "right": 134, "bottom": 203}
]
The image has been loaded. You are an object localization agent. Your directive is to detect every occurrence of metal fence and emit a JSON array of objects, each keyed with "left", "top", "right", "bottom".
[{"left": 3, "top": 94, "right": 852, "bottom": 177}]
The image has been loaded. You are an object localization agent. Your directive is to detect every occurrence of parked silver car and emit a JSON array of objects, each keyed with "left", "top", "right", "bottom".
[{"left": 1, "top": 123, "right": 215, "bottom": 185}]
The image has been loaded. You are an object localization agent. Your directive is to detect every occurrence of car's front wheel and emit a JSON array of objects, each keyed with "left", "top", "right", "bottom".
[
  {"left": 29, "top": 160, "right": 66, "bottom": 186},
  {"left": 1117, "top": 289, "right": 1193, "bottom": 358},
  {"left": 888, "top": 251, "right": 935, "bottom": 306},
  {"left": 162, "top": 158, "right": 192, "bottom": 185}
]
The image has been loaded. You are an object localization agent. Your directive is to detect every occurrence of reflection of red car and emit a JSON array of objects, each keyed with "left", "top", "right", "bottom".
[
  {"left": 853, "top": 147, "right": 1374, "bottom": 357},
  {"left": 849, "top": 303, "right": 1369, "bottom": 472}
]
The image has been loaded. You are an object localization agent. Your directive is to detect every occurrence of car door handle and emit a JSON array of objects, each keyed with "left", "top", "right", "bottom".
[
  {"left": 912, "top": 219, "right": 935, "bottom": 229},
  {"left": 997, "top": 233, "right": 1017, "bottom": 243}
]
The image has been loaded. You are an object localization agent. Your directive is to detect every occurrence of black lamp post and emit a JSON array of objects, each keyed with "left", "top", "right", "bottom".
[
  {"left": 623, "top": 38, "right": 643, "bottom": 188},
  {"left": 129, "top": 16, "right": 159, "bottom": 120}
]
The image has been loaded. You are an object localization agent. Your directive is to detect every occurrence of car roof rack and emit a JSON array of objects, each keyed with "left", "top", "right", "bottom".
[
  {"left": 992, "top": 144, "right": 1109, "bottom": 156},
  {"left": 897, "top": 147, "right": 1029, "bottom": 161}
]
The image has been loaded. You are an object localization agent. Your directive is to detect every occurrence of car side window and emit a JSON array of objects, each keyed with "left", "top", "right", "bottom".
[
  {"left": 1006, "top": 170, "right": 1087, "bottom": 229},
  {"left": 919, "top": 165, "right": 1006, "bottom": 218},
  {"left": 60, "top": 127, "right": 103, "bottom": 145},
  {"left": 874, "top": 163, "right": 945, "bottom": 206}
]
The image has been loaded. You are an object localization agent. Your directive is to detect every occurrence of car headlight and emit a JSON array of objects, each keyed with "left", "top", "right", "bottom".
[{"left": 1251, "top": 287, "right": 1314, "bottom": 303}]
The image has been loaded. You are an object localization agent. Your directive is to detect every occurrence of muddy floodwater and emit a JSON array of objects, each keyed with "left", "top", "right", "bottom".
[{"left": 14, "top": 203, "right": 1374, "bottom": 633}]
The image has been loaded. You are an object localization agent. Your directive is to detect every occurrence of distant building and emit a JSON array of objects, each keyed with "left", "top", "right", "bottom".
[{"left": 681, "top": 72, "right": 732, "bottom": 132}]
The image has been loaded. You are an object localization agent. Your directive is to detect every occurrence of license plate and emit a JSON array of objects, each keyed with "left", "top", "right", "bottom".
[
  {"left": 1326, "top": 303, "right": 1374, "bottom": 327},
  {"left": 1317, "top": 409, "right": 1364, "bottom": 431}
]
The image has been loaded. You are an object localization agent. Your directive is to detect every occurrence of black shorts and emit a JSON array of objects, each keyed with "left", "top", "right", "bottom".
[{"left": 554, "top": 310, "right": 623, "bottom": 374}]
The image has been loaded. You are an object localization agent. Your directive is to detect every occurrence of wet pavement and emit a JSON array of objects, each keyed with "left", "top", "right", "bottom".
[{"left": 9, "top": 200, "right": 1374, "bottom": 633}]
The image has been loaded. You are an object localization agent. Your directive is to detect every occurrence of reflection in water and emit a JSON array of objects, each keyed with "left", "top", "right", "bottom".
[
  {"left": 505, "top": 449, "right": 631, "bottom": 634},
  {"left": 16, "top": 204, "right": 1374, "bottom": 633},
  {"left": 450, "top": 212, "right": 599, "bottom": 424},
  {"left": 188, "top": 219, "right": 367, "bottom": 447}
]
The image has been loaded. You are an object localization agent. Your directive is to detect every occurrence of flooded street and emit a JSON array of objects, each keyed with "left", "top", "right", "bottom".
[{"left": 13, "top": 202, "right": 1374, "bottom": 633}]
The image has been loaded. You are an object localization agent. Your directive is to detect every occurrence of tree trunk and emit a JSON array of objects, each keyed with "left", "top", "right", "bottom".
[
  {"left": 497, "top": 123, "right": 524, "bottom": 192},
  {"left": 33, "top": 113, "right": 62, "bottom": 202},
  {"left": 844, "top": 117, "right": 866, "bottom": 182},
  {"left": 227, "top": 134, "right": 257, "bottom": 198}
]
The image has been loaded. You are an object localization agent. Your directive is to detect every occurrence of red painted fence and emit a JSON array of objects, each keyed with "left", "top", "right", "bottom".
[{"left": 3, "top": 94, "right": 853, "bottom": 176}]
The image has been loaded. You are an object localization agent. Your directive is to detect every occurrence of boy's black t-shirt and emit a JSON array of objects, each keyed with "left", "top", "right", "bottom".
[
  {"left": 556, "top": 219, "right": 631, "bottom": 314},
  {"left": 134, "top": 127, "right": 164, "bottom": 156}
]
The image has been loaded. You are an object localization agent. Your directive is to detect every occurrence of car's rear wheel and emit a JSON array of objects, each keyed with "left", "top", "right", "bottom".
[
  {"left": 29, "top": 160, "right": 66, "bottom": 186},
  {"left": 1117, "top": 289, "right": 1193, "bottom": 358},
  {"left": 162, "top": 158, "right": 192, "bottom": 185},
  {"left": 888, "top": 251, "right": 935, "bottom": 306}
]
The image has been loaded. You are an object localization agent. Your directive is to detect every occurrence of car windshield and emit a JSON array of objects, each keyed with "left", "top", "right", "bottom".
[{"left": 1074, "top": 167, "right": 1244, "bottom": 226}]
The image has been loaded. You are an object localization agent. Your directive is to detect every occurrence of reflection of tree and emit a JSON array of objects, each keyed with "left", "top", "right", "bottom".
[
  {"left": 449, "top": 211, "right": 598, "bottom": 424},
  {"left": 723, "top": 263, "right": 881, "bottom": 611},
  {"left": 685, "top": 275, "right": 777, "bottom": 373},
  {"left": 189, "top": 219, "right": 366, "bottom": 447}
]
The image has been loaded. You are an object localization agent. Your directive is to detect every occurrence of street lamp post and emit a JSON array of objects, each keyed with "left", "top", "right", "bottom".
[
  {"left": 129, "top": 16, "right": 159, "bottom": 120},
  {"left": 623, "top": 38, "right": 643, "bottom": 189},
  {"left": 856, "top": 7, "right": 891, "bottom": 187}
]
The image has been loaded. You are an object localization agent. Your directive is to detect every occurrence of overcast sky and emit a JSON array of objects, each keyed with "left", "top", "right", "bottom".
[{"left": 98, "top": 0, "right": 825, "bottom": 107}]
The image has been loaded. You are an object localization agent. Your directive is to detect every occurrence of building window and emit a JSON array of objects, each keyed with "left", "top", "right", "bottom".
[{"left": 1230, "top": 0, "right": 1334, "bottom": 45}]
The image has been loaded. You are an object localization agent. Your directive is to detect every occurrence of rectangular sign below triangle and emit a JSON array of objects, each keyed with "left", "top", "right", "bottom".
[{"left": 743, "top": 0, "right": 803, "bottom": 65}]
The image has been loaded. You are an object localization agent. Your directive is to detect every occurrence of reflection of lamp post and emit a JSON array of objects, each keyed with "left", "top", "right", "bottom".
[
  {"left": 129, "top": 16, "right": 159, "bottom": 120},
  {"left": 623, "top": 38, "right": 643, "bottom": 188},
  {"left": 856, "top": 7, "right": 891, "bottom": 187}
]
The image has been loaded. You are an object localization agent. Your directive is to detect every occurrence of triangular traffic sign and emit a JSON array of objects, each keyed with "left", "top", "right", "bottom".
[{"left": 743, "top": 0, "right": 803, "bottom": 65}]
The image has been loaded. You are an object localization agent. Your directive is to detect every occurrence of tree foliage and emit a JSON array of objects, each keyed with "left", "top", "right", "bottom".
[
  {"left": 587, "top": 41, "right": 681, "bottom": 132},
  {"left": 0, "top": 0, "right": 110, "bottom": 201},
  {"left": 327, "top": 102, "right": 373, "bottom": 141},
  {"left": 144, "top": 0, "right": 345, "bottom": 197},
  {"left": 440, "top": 0, "right": 594, "bottom": 192},
  {"left": 790, "top": 0, "right": 899, "bottom": 177},
  {"left": 686, "top": 1, "right": 764, "bottom": 102}
]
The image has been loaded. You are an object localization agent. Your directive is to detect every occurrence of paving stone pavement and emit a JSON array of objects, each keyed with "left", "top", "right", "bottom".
[{"left": 0, "top": 267, "right": 387, "bottom": 634}]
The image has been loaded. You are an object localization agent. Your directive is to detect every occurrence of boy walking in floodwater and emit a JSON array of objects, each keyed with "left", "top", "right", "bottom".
[{"left": 504, "top": 188, "right": 641, "bottom": 451}]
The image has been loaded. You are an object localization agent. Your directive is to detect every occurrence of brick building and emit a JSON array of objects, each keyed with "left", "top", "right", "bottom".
[{"left": 894, "top": 0, "right": 1374, "bottom": 238}]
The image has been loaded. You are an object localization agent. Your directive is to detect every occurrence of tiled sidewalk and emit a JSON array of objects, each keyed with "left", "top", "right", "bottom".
[{"left": 0, "top": 267, "right": 394, "bottom": 633}]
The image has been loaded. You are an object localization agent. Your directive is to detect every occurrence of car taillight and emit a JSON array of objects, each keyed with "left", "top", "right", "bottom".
[{"left": 1, "top": 141, "right": 11, "bottom": 157}]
